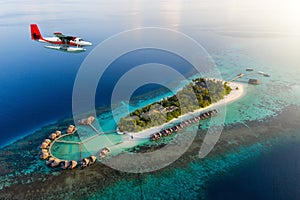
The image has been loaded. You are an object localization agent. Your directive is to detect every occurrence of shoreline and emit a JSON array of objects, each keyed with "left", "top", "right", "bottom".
[
  {"left": 1, "top": 105, "right": 299, "bottom": 199},
  {"left": 118, "top": 81, "right": 245, "bottom": 139}
]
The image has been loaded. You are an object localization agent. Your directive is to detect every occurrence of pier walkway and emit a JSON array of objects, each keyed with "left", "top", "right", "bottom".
[{"left": 228, "top": 73, "right": 245, "bottom": 82}]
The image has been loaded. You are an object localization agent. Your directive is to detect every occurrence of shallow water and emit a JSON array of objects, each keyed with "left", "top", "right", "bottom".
[{"left": 1, "top": 0, "right": 300, "bottom": 199}]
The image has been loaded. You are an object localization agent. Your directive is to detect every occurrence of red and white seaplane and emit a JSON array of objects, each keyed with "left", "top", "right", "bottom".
[{"left": 30, "top": 24, "right": 92, "bottom": 53}]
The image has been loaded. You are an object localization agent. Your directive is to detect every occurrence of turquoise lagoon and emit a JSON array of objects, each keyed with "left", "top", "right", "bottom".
[
  {"left": 1, "top": 31, "right": 300, "bottom": 199},
  {"left": 1, "top": 0, "right": 300, "bottom": 199}
]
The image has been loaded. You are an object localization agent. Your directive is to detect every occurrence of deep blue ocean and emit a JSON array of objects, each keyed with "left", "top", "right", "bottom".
[
  {"left": 0, "top": 44, "right": 195, "bottom": 146},
  {"left": 1, "top": 0, "right": 300, "bottom": 199},
  {"left": 207, "top": 140, "right": 300, "bottom": 200}
]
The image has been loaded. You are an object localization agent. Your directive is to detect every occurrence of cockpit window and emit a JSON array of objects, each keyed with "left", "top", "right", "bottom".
[{"left": 79, "top": 39, "right": 83, "bottom": 41}]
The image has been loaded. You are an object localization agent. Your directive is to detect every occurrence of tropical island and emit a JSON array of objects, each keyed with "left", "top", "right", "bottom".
[
  {"left": 30, "top": 77, "right": 245, "bottom": 171},
  {"left": 118, "top": 78, "right": 233, "bottom": 133}
]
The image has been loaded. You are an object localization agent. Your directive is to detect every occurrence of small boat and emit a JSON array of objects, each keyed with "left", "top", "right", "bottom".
[
  {"left": 258, "top": 71, "right": 264, "bottom": 75},
  {"left": 246, "top": 68, "right": 254, "bottom": 71}
]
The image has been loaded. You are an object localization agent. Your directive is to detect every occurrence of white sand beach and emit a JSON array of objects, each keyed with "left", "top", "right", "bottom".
[{"left": 119, "top": 81, "right": 245, "bottom": 140}]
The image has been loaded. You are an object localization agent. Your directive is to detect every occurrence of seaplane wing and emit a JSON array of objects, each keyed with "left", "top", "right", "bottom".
[
  {"left": 53, "top": 32, "right": 65, "bottom": 38},
  {"left": 30, "top": 24, "right": 92, "bottom": 53},
  {"left": 53, "top": 32, "right": 76, "bottom": 42}
]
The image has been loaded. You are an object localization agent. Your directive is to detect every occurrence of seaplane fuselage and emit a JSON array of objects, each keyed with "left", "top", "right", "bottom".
[
  {"left": 30, "top": 24, "right": 92, "bottom": 53},
  {"left": 36, "top": 36, "right": 92, "bottom": 46}
]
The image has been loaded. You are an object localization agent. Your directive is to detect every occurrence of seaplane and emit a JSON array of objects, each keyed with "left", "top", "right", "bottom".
[{"left": 30, "top": 24, "right": 92, "bottom": 53}]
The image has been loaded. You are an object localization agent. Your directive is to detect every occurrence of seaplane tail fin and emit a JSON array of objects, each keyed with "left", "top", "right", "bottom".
[{"left": 30, "top": 24, "right": 43, "bottom": 40}]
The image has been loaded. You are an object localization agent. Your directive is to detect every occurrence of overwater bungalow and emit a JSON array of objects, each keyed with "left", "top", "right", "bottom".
[
  {"left": 211, "top": 109, "right": 218, "bottom": 115},
  {"left": 40, "top": 151, "right": 49, "bottom": 160},
  {"left": 248, "top": 79, "right": 260, "bottom": 85},
  {"left": 78, "top": 116, "right": 95, "bottom": 125},
  {"left": 61, "top": 160, "right": 69, "bottom": 169},
  {"left": 99, "top": 147, "right": 111, "bottom": 158},
  {"left": 81, "top": 158, "right": 90, "bottom": 168},
  {"left": 55, "top": 130, "right": 62, "bottom": 137},
  {"left": 67, "top": 125, "right": 76, "bottom": 134},
  {"left": 151, "top": 135, "right": 157, "bottom": 140},
  {"left": 41, "top": 149, "right": 48, "bottom": 154},
  {"left": 150, "top": 110, "right": 218, "bottom": 141},
  {"left": 51, "top": 158, "right": 61, "bottom": 167},
  {"left": 44, "top": 139, "right": 51, "bottom": 144},
  {"left": 89, "top": 156, "right": 97, "bottom": 165},
  {"left": 40, "top": 142, "right": 49, "bottom": 149},
  {"left": 68, "top": 160, "right": 78, "bottom": 169},
  {"left": 49, "top": 133, "right": 57, "bottom": 140},
  {"left": 46, "top": 157, "right": 55, "bottom": 166}
]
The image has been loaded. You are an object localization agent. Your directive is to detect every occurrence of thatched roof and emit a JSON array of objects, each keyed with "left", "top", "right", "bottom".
[
  {"left": 49, "top": 133, "right": 57, "bottom": 140},
  {"left": 69, "top": 160, "right": 77, "bottom": 169},
  {"left": 67, "top": 125, "right": 76, "bottom": 134},
  {"left": 81, "top": 158, "right": 90, "bottom": 167},
  {"left": 40, "top": 142, "right": 49, "bottom": 149},
  {"left": 51, "top": 158, "right": 61, "bottom": 167},
  {"left": 248, "top": 79, "right": 260, "bottom": 85},
  {"left": 46, "top": 157, "right": 55, "bottom": 166},
  {"left": 41, "top": 149, "right": 48, "bottom": 154},
  {"left": 83, "top": 158, "right": 89, "bottom": 164},
  {"left": 55, "top": 130, "right": 62, "bottom": 137},
  {"left": 44, "top": 139, "right": 51, "bottom": 144},
  {"left": 99, "top": 147, "right": 111, "bottom": 158},
  {"left": 89, "top": 156, "right": 97, "bottom": 164},
  {"left": 61, "top": 160, "right": 69, "bottom": 169},
  {"left": 78, "top": 116, "right": 95, "bottom": 125},
  {"left": 40, "top": 152, "right": 49, "bottom": 160}
]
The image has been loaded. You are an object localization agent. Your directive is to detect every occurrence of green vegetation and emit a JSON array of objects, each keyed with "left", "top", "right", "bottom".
[{"left": 118, "top": 78, "right": 232, "bottom": 132}]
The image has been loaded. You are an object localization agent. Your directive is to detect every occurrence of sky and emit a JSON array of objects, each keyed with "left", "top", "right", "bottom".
[{"left": 1, "top": 0, "right": 300, "bottom": 34}]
